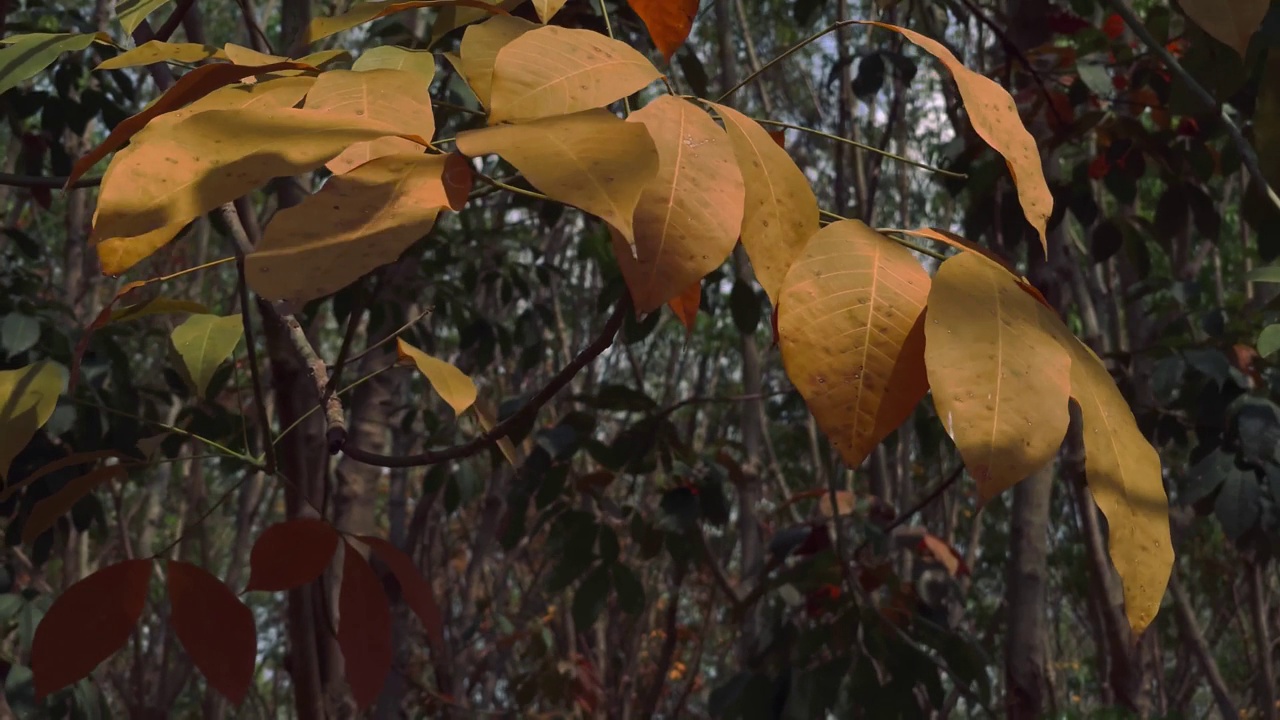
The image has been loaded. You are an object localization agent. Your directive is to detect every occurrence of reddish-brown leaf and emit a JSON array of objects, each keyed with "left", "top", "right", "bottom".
[
  {"left": 244, "top": 519, "right": 339, "bottom": 592},
  {"left": 359, "top": 535, "right": 446, "bottom": 653},
  {"left": 626, "top": 0, "right": 698, "bottom": 62},
  {"left": 918, "top": 533, "right": 970, "bottom": 577},
  {"left": 667, "top": 280, "right": 700, "bottom": 332},
  {"left": 32, "top": 559, "right": 152, "bottom": 698},
  {"left": 0, "top": 450, "right": 128, "bottom": 503},
  {"left": 66, "top": 61, "right": 318, "bottom": 186},
  {"left": 767, "top": 129, "right": 786, "bottom": 148},
  {"left": 23, "top": 465, "right": 127, "bottom": 544},
  {"left": 338, "top": 542, "right": 393, "bottom": 709},
  {"left": 167, "top": 561, "right": 256, "bottom": 704}
]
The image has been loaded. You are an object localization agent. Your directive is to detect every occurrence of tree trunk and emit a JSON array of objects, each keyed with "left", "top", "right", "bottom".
[{"left": 1003, "top": 463, "right": 1054, "bottom": 719}]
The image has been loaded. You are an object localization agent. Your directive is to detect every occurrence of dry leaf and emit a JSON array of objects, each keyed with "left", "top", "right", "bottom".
[
  {"left": 456, "top": 15, "right": 539, "bottom": 109},
  {"left": 668, "top": 279, "right": 701, "bottom": 331},
  {"left": 626, "top": 0, "right": 698, "bottom": 62},
  {"left": 303, "top": 69, "right": 436, "bottom": 174},
  {"left": 1178, "top": 0, "right": 1268, "bottom": 57},
  {"left": 396, "top": 338, "right": 478, "bottom": 416}
]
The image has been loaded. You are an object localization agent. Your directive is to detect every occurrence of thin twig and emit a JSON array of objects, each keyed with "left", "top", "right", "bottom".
[
  {"left": 719, "top": 20, "right": 857, "bottom": 102},
  {"left": 340, "top": 296, "right": 632, "bottom": 468},
  {"left": 236, "top": 255, "right": 276, "bottom": 474},
  {"left": 753, "top": 118, "right": 967, "bottom": 178},
  {"left": 0, "top": 173, "right": 101, "bottom": 189}
]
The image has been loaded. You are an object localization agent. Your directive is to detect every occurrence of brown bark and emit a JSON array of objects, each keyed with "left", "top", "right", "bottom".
[{"left": 1003, "top": 463, "right": 1055, "bottom": 719}]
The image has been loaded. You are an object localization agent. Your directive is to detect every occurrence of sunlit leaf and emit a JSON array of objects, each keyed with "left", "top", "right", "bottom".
[
  {"left": 359, "top": 536, "right": 446, "bottom": 651},
  {"left": 488, "top": 25, "right": 661, "bottom": 123},
  {"left": 1178, "top": 0, "right": 1268, "bottom": 57},
  {"left": 352, "top": 45, "right": 436, "bottom": 78},
  {"left": 532, "top": 0, "right": 568, "bottom": 22},
  {"left": 0, "top": 33, "right": 101, "bottom": 96},
  {"left": 708, "top": 102, "right": 819, "bottom": 305},
  {"left": 31, "top": 560, "right": 151, "bottom": 698},
  {"left": 925, "top": 251, "right": 1071, "bottom": 502},
  {"left": 612, "top": 96, "right": 743, "bottom": 314},
  {"left": 626, "top": 0, "right": 699, "bottom": 62},
  {"left": 456, "top": 14, "right": 538, "bottom": 108},
  {"left": 668, "top": 279, "right": 701, "bottom": 332},
  {"left": 0, "top": 361, "right": 67, "bottom": 480},
  {"left": 338, "top": 542, "right": 393, "bottom": 709},
  {"left": 244, "top": 519, "right": 340, "bottom": 592},
  {"left": 303, "top": 68, "right": 435, "bottom": 174},
  {"left": 170, "top": 314, "right": 243, "bottom": 398},
  {"left": 23, "top": 465, "right": 127, "bottom": 544},
  {"left": 95, "top": 41, "right": 226, "bottom": 70},
  {"left": 115, "top": 0, "right": 171, "bottom": 34},
  {"left": 396, "top": 338, "right": 478, "bottom": 416},
  {"left": 859, "top": 22, "right": 1052, "bottom": 255},
  {"left": 430, "top": 0, "right": 526, "bottom": 47},
  {"left": 166, "top": 561, "right": 256, "bottom": 705},
  {"left": 456, "top": 109, "right": 659, "bottom": 244},
  {"left": 778, "top": 220, "right": 930, "bottom": 469},
  {"left": 298, "top": 0, "right": 509, "bottom": 48}
]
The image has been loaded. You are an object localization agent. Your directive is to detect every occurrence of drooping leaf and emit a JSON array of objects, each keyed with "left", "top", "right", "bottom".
[
  {"left": 0, "top": 451, "right": 128, "bottom": 503},
  {"left": 359, "top": 536, "right": 446, "bottom": 651},
  {"left": 708, "top": 102, "right": 820, "bottom": 305},
  {"left": 0, "top": 361, "right": 67, "bottom": 480},
  {"left": 1178, "top": 0, "right": 1268, "bottom": 57},
  {"left": 626, "top": 0, "right": 699, "bottom": 62},
  {"left": 95, "top": 41, "right": 226, "bottom": 70},
  {"left": 249, "top": 153, "right": 471, "bottom": 304},
  {"left": 92, "top": 107, "right": 430, "bottom": 274},
  {"left": 115, "top": 0, "right": 171, "bottom": 34},
  {"left": 396, "top": 338, "right": 478, "bottom": 416},
  {"left": 296, "top": 0, "right": 510, "bottom": 49},
  {"left": 668, "top": 279, "right": 701, "bottom": 331},
  {"left": 456, "top": 109, "right": 659, "bottom": 244},
  {"left": 487, "top": 25, "right": 662, "bottom": 124},
  {"left": 68, "top": 61, "right": 321, "bottom": 186},
  {"left": 1064, "top": 337, "right": 1172, "bottom": 634},
  {"left": 352, "top": 45, "right": 437, "bottom": 78},
  {"left": 169, "top": 314, "right": 243, "bottom": 398},
  {"left": 858, "top": 22, "right": 1052, "bottom": 254},
  {"left": 166, "top": 561, "right": 256, "bottom": 705},
  {"left": 456, "top": 15, "right": 538, "bottom": 109},
  {"left": 611, "top": 96, "right": 743, "bottom": 314},
  {"left": 778, "top": 220, "right": 930, "bottom": 469},
  {"left": 924, "top": 251, "right": 1071, "bottom": 502},
  {"left": 338, "top": 542, "right": 393, "bottom": 709},
  {"left": 430, "top": 0, "right": 527, "bottom": 47},
  {"left": 0, "top": 33, "right": 102, "bottom": 96},
  {"left": 31, "top": 560, "right": 151, "bottom": 698},
  {"left": 303, "top": 69, "right": 435, "bottom": 174},
  {"left": 244, "top": 519, "right": 340, "bottom": 592},
  {"left": 22, "top": 465, "right": 127, "bottom": 544},
  {"left": 532, "top": 0, "right": 568, "bottom": 22}
]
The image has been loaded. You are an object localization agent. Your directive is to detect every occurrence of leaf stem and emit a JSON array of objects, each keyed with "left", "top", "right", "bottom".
[
  {"left": 753, "top": 118, "right": 966, "bottom": 179},
  {"left": 718, "top": 20, "right": 856, "bottom": 103},
  {"left": 821, "top": 210, "right": 947, "bottom": 260},
  {"left": 597, "top": 0, "right": 632, "bottom": 116}
]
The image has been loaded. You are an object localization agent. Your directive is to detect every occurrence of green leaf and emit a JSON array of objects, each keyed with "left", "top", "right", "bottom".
[
  {"left": 0, "top": 33, "right": 101, "bottom": 96},
  {"left": 170, "top": 314, "right": 244, "bottom": 398},
  {"left": 1259, "top": 324, "right": 1280, "bottom": 357},
  {"left": 1248, "top": 264, "right": 1280, "bottom": 283},
  {"left": 0, "top": 593, "right": 23, "bottom": 623},
  {"left": 115, "top": 0, "right": 173, "bottom": 35},
  {"left": 0, "top": 361, "right": 67, "bottom": 479},
  {"left": 571, "top": 564, "right": 611, "bottom": 629},
  {"left": 1, "top": 314, "right": 40, "bottom": 356}
]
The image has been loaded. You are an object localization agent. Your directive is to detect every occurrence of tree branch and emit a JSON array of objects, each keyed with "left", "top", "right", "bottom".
[
  {"left": 0, "top": 173, "right": 101, "bottom": 189},
  {"left": 153, "top": 0, "right": 198, "bottom": 42},
  {"left": 340, "top": 296, "right": 632, "bottom": 468}
]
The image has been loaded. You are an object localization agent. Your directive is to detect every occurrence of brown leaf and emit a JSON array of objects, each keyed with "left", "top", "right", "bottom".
[
  {"left": 167, "top": 561, "right": 257, "bottom": 705},
  {"left": 1178, "top": 0, "right": 1268, "bottom": 57},
  {"left": 359, "top": 536, "right": 446, "bottom": 654},
  {"left": 338, "top": 541, "right": 393, "bottom": 709},
  {"left": 244, "top": 519, "right": 340, "bottom": 592},
  {"left": 23, "top": 465, "right": 127, "bottom": 544},
  {"left": 626, "top": 0, "right": 699, "bottom": 62},
  {"left": 32, "top": 560, "right": 152, "bottom": 698}
]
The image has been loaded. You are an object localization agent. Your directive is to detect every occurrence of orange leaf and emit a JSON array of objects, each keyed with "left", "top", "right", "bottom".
[
  {"left": 767, "top": 129, "right": 786, "bottom": 148},
  {"left": 338, "top": 541, "right": 393, "bottom": 709},
  {"left": 455, "top": 15, "right": 538, "bottom": 109},
  {"left": 23, "top": 465, "right": 127, "bottom": 544},
  {"left": 32, "top": 559, "right": 151, "bottom": 698},
  {"left": 66, "top": 61, "right": 318, "bottom": 187},
  {"left": 359, "top": 535, "right": 446, "bottom": 655},
  {"left": 167, "top": 561, "right": 257, "bottom": 705},
  {"left": 244, "top": 519, "right": 339, "bottom": 592},
  {"left": 302, "top": 69, "right": 436, "bottom": 174},
  {"left": 297, "top": 0, "right": 510, "bottom": 49},
  {"left": 626, "top": 0, "right": 698, "bottom": 62},
  {"left": 858, "top": 22, "right": 1053, "bottom": 255},
  {"left": 667, "top": 279, "right": 700, "bottom": 331}
]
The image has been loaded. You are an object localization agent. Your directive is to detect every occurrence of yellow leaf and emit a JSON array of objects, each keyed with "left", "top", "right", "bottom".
[
  {"left": 108, "top": 297, "right": 209, "bottom": 323},
  {"left": 396, "top": 338, "right": 477, "bottom": 416},
  {"left": 223, "top": 44, "right": 348, "bottom": 76},
  {"left": 352, "top": 45, "right": 436, "bottom": 79},
  {"left": 456, "top": 109, "right": 658, "bottom": 244},
  {"left": 778, "top": 220, "right": 930, "bottom": 469},
  {"left": 0, "top": 361, "right": 67, "bottom": 480},
  {"left": 430, "top": 0, "right": 528, "bottom": 48},
  {"left": 303, "top": 69, "right": 436, "bottom": 174},
  {"left": 860, "top": 22, "right": 1052, "bottom": 255},
  {"left": 488, "top": 25, "right": 661, "bottom": 124},
  {"left": 708, "top": 102, "right": 819, "bottom": 305},
  {"left": 116, "top": 0, "right": 170, "bottom": 35},
  {"left": 301, "top": 0, "right": 512, "bottom": 48},
  {"left": 610, "top": 96, "right": 742, "bottom": 313},
  {"left": 1065, "top": 337, "right": 1172, "bottom": 635},
  {"left": 247, "top": 153, "right": 473, "bottom": 304},
  {"left": 473, "top": 402, "right": 519, "bottom": 465},
  {"left": 1178, "top": 0, "right": 1268, "bottom": 57},
  {"left": 924, "top": 251, "right": 1070, "bottom": 502},
  {"left": 95, "top": 41, "right": 226, "bottom": 70},
  {"left": 532, "top": 0, "right": 568, "bottom": 22},
  {"left": 456, "top": 14, "right": 539, "bottom": 109},
  {"left": 91, "top": 107, "right": 430, "bottom": 271}
]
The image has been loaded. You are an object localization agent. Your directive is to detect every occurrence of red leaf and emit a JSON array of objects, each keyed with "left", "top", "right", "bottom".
[
  {"left": 666, "top": 280, "right": 700, "bottom": 332},
  {"left": 32, "top": 559, "right": 151, "bottom": 698},
  {"left": 167, "top": 561, "right": 257, "bottom": 705},
  {"left": 626, "top": 0, "right": 698, "bottom": 62},
  {"left": 1102, "top": 13, "right": 1125, "bottom": 40},
  {"left": 338, "top": 542, "right": 393, "bottom": 709},
  {"left": 358, "top": 536, "right": 445, "bottom": 653},
  {"left": 244, "top": 519, "right": 339, "bottom": 592}
]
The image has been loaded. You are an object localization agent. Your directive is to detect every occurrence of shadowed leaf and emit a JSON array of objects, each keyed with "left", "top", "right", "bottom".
[
  {"left": 167, "top": 561, "right": 256, "bottom": 705},
  {"left": 245, "top": 519, "right": 340, "bottom": 592},
  {"left": 338, "top": 542, "right": 393, "bottom": 709}
]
